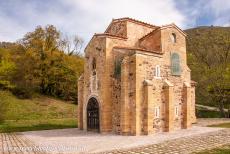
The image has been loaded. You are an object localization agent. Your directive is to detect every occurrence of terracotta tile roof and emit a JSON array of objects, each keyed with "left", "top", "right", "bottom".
[
  {"left": 113, "top": 46, "right": 163, "bottom": 55},
  {"left": 112, "top": 17, "right": 159, "bottom": 28},
  {"left": 161, "top": 23, "right": 187, "bottom": 36},
  {"left": 84, "top": 33, "right": 127, "bottom": 51},
  {"left": 94, "top": 33, "right": 127, "bottom": 40},
  {"left": 139, "top": 23, "right": 187, "bottom": 41}
]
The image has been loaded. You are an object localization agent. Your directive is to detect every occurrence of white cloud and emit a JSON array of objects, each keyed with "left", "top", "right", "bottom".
[
  {"left": 0, "top": 0, "right": 186, "bottom": 44},
  {"left": 208, "top": 0, "right": 230, "bottom": 26},
  {"left": 63, "top": 0, "right": 186, "bottom": 27},
  {"left": 208, "top": 0, "right": 230, "bottom": 16},
  {"left": 59, "top": 0, "right": 187, "bottom": 44},
  {"left": 0, "top": 15, "right": 26, "bottom": 42}
]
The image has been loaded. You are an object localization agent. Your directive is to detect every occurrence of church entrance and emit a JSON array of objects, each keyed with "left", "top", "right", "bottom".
[{"left": 87, "top": 97, "right": 100, "bottom": 132}]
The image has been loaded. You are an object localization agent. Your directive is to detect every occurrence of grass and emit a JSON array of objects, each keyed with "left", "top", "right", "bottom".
[
  {"left": 208, "top": 123, "right": 230, "bottom": 128},
  {"left": 0, "top": 118, "right": 77, "bottom": 133},
  {"left": 196, "top": 145, "right": 230, "bottom": 154},
  {"left": 0, "top": 90, "right": 78, "bottom": 132}
]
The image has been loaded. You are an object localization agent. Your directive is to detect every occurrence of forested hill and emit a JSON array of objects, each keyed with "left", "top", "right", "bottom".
[{"left": 185, "top": 26, "right": 230, "bottom": 117}]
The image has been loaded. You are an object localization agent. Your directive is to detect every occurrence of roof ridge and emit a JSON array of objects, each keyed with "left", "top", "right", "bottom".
[
  {"left": 94, "top": 33, "right": 127, "bottom": 39},
  {"left": 139, "top": 23, "right": 187, "bottom": 41},
  {"left": 161, "top": 23, "right": 187, "bottom": 36},
  {"left": 113, "top": 46, "right": 163, "bottom": 55},
  {"left": 112, "top": 17, "right": 159, "bottom": 28}
]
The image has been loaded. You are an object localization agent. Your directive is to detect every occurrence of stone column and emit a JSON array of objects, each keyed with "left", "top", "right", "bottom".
[
  {"left": 78, "top": 75, "right": 84, "bottom": 130},
  {"left": 131, "top": 54, "right": 144, "bottom": 135},
  {"left": 143, "top": 80, "right": 154, "bottom": 135},
  {"left": 191, "top": 81, "right": 197, "bottom": 123},
  {"left": 183, "top": 82, "right": 192, "bottom": 128},
  {"left": 120, "top": 57, "right": 130, "bottom": 135},
  {"left": 164, "top": 80, "right": 174, "bottom": 132},
  {"left": 183, "top": 82, "right": 191, "bottom": 129}
]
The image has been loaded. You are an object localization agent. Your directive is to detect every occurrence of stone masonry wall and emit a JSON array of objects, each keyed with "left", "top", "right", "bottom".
[
  {"left": 105, "top": 20, "right": 127, "bottom": 38},
  {"left": 79, "top": 19, "right": 195, "bottom": 135},
  {"left": 82, "top": 36, "right": 107, "bottom": 131}
]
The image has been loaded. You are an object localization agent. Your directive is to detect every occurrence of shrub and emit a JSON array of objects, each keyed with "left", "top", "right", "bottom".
[
  {"left": 11, "top": 87, "right": 33, "bottom": 99},
  {"left": 0, "top": 98, "right": 7, "bottom": 123}
]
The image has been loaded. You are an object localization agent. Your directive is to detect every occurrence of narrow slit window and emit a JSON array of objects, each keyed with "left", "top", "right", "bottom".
[
  {"left": 175, "top": 106, "right": 179, "bottom": 117},
  {"left": 92, "top": 58, "right": 96, "bottom": 70},
  {"left": 155, "top": 106, "right": 160, "bottom": 118},
  {"left": 155, "top": 65, "right": 161, "bottom": 78}
]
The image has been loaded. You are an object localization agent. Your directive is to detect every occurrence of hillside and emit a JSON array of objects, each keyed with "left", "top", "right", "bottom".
[
  {"left": 0, "top": 91, "right": 77, "bottom": 132},
  {"left": 185, "top": 26, "right": 230, "bottom": 117}
]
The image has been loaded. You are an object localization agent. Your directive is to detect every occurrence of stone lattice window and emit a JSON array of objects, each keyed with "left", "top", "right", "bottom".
[{"left": 171, "top": 53, "right": 181, "bottom": 76}]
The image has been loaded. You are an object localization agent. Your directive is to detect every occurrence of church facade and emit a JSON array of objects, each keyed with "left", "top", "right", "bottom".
[{"left": 78, "top": 18, "right": 196, "bottom": 135}]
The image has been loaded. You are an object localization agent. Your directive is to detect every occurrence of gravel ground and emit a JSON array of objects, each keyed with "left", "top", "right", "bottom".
[
  {"left": 20, "top": 126, "right": 223, "bottom": 153},
  {"left": 2, "top": 118, "right": 230, "bottom": 154}
]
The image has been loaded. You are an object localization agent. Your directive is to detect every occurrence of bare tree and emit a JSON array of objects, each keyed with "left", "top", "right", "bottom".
[{"left": 60, "top": 34, "right": 84, "bottom": 56}]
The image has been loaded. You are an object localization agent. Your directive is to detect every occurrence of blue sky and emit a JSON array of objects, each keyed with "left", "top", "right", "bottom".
[{"left": 0, "top": 0, "right": 229, "bottom": 45}]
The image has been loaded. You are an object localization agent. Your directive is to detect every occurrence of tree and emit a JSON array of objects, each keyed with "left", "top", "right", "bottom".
[
  {"left": 60, "top": 34, "right": 84, "bottom": 56},
  {"left": 20, "top": 25, "right": 61, "bottom": 94},
  {"left": 0, "top": 25, "right": 84, "bottom": 101},
  {"left": 15, "top": 25, "right": 84, "bottom": 100},
  {"left": 0, "top": 48, "right": 16, "bottom": 89},
  {"left": 186, "top": 27, "right": 230, "bottom": 117}
]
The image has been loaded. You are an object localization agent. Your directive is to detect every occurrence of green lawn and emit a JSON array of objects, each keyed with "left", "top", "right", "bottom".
[
  {"left": 0, "top": 118, "right": 77, "bottom": 133},
  {"left": 208, "top": 123, "right": 230, "bottom": 128},
  {"left": 0, "top": 90, "right": 78, "bottom": 132},
  {"left": 196, "top": 145, "right": 230, "bottom": 154}
]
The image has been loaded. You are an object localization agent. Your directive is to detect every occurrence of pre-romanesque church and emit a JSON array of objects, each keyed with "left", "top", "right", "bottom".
[{"left": 78, "top": 18, "right": 196, "bottom": 135}]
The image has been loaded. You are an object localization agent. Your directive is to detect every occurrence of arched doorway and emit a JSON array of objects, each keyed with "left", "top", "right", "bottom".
[{"left": 87, "top": 97, "right": 100, "bottom": 132}]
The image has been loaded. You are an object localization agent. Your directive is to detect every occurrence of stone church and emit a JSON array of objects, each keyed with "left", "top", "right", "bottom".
[{"left": 78, "top": 18, "right": 196, "bottom": 135}]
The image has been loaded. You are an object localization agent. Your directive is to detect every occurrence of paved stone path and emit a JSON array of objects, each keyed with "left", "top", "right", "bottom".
[
  {"left": 0, "top": 133, "right": 45, "bottom": 154},
  {"left": 1, "top": 118, "right": 230, "bottom": 154},
  {"left": 1, "top": 128, "right": 230, "bottom": 154},
  {"left": 21, "top": 126, "right": 224, "bottom": 154},
  {"left": 97, "top": 129, "right": 230, "bottom": 154}
]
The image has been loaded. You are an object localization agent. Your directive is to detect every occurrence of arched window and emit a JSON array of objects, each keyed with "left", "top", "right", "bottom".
[
  {"left": 155, "top": 65, "right": 161, "bottom": 78},
  {"left": 171, "top": 53, "right": 181, "bottom": 75},
  {"left": 171, "top": 33, "right": 176, "bottom": 43},
  {"left": 92, "top": 58, "right": 96, "bottom": 70}
]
